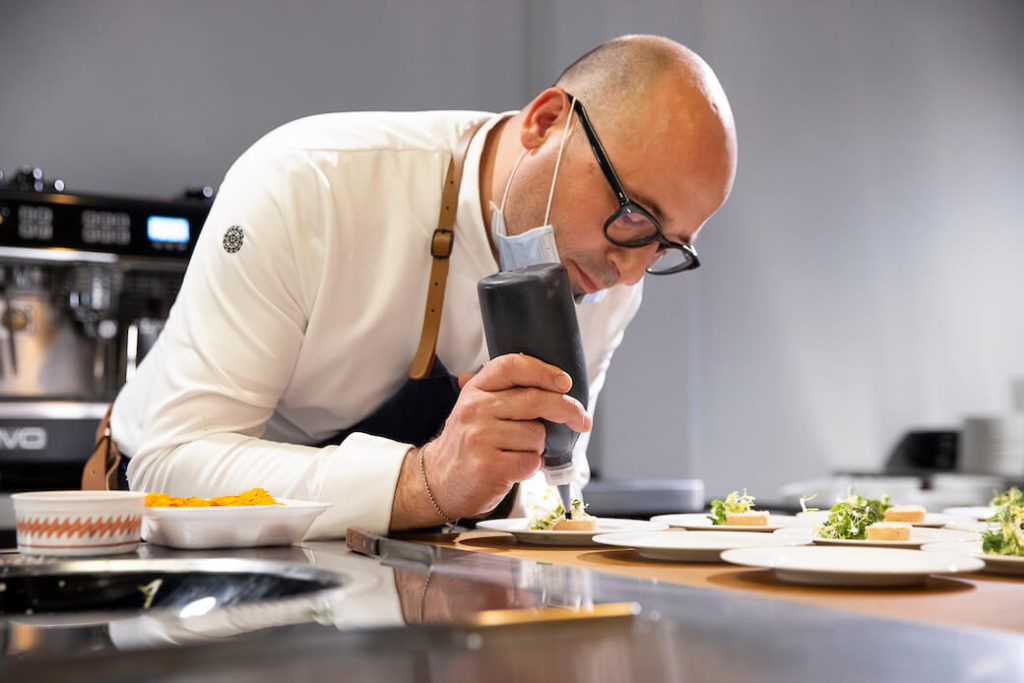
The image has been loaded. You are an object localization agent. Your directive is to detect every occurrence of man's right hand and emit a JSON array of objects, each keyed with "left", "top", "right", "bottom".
[{"left": 389, "top": 353, "right": 590, "bottom": 530}]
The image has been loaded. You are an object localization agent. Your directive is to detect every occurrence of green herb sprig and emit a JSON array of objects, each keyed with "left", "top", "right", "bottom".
[
  {"left": 815, "top": 494, "right": 893, "bottom": 540},
  {"left": 528, "top": 498, "right": 588, "bottom": 530},
  {"left": 989, "top": 487, "right": 1024, "bottom": 510},
  {"left": 707, "top": 490, "right": 756, "bottom": 526},
  {"left": 982, "top": 488, "right": 1024, "bottom": 556}
]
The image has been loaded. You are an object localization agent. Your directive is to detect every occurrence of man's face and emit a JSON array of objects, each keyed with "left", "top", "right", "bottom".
[{"left": 505, "top": 91, "right": 736, "bottom": 297}]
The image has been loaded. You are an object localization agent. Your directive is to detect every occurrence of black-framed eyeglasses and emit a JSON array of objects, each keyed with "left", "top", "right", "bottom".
[{"left": 565, "top": 92, "right": 700, "bottom": 276}]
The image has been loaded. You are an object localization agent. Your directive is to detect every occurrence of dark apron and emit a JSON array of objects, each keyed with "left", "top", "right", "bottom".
[
  {"left": 319, "top": 359, "right": 460, "bottom": 450},
  {"left": 316, "top": 359, "right": 517, "bottom": 522}
]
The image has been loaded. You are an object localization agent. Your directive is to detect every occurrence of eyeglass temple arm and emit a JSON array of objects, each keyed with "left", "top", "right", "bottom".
[{"left": 565, "top": 94, "right": 630, "bottom": 207}]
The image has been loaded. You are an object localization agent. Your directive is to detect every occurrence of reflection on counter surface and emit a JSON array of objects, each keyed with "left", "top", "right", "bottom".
[
  {"left": 0, "top": 557, "right": 343, "bottom": 619},
  {"left": 1, "top": 538, "right": 1023, "bottom": 682}
]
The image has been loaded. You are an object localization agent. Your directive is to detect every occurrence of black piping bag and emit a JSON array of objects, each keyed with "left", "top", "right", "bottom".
[{"left": 478, "top": 263, "right": 588, "bottom": 517}]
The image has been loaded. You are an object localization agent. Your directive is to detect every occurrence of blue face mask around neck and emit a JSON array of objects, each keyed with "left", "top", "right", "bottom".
[{"left": 489, "top": 98, "right": 606, "bottom": 304}]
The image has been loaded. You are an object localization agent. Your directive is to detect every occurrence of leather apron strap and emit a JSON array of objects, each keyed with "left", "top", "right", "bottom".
[
  {"left": 408, "top": 118, "right": 490, "bottom": 379},
  {"left": 82, "top": 405, "right": 121, "bottom": 490}
]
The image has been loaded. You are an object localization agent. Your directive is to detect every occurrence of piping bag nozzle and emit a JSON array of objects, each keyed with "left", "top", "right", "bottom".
[{"left": 557, "top": 484, "right": 574, "bottom": 520}]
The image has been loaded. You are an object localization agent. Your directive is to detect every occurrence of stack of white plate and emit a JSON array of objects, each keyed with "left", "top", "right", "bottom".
[
  {"left": 960, "top": 415, "right": 1024, "bottom": 477},
  {"left": 928, "top": 473, "right": 1007, "bottom": 508}
]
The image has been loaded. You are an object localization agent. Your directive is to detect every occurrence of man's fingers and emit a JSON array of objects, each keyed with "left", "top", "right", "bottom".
[
  {"left": 457, "top": 372, "right": 476, "bottom": 389},
  {"left": 483, "top": 419, "right": 547, "bottom": 454},
  {"left": 489, "top": 388, "right": 591, "bottom": 433},
  {"left": 496, "top": 450, "right": 544, "bottom": 482},
  {"left": 470, "top": 354, "right": 572, "bottom": 394}
]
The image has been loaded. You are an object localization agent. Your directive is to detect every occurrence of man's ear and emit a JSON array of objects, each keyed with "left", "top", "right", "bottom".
[{"left": 519, "top": 88, "right": 571, "bottom": 151}]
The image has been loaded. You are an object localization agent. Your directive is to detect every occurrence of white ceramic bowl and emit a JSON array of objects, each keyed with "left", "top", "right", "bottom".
[
  {"left": 12, "top": 490, "right": 146, "bottom": 556},
  {"left": 142, "top": 499, "right": 331, "bottom": 549}
]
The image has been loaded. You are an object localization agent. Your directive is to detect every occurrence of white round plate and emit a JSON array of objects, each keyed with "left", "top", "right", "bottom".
[
  {"left": 921, "top": 541, "right": 1024, "bottom": 577},
  {"left": 942, "top": 506, "right": 996, "bottom": 521},
  {"left": 650, "top": 513, "right": 801, "bottom": 532},
  {"left": 896, "top": 513, "right": 951, "bottom": 528},
  {"left": 474, "top": 518, "right": 667, "bottom": 546},
  {"left": 721, "top": 545, "right": 984, "bottom": 587},
  {"left": 944, "top": 518, "right": 1000, "bottom": 533},
  {"left": 796, "top": 510, "right": 949, "bottom": 528},
  {"left": 773, "top": 526, "right": 978, "bottom": 549},
  {"left": 593, "top": 530, "right": 810, "bottom": 562},
  {"left": 142, "top": 499, "right": 331, "bottom": 549}
]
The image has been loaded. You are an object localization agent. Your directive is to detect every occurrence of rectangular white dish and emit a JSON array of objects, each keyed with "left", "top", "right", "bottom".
[{"left": 142, "top": 498, "right": 330, "bottom": 549}]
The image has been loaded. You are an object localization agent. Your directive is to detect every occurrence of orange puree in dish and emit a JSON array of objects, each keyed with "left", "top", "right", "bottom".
[{"left": 145, "top": 488, "right": 281, "bottom": 507}]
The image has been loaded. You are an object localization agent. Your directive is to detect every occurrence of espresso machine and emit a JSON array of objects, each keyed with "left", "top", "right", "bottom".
[{"left": 0, "top": 168, "right": 211, "bottom": 528}]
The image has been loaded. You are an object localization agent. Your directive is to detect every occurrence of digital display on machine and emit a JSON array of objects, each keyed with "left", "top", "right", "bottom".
[
  {"left": 147, "top": 215, "right": 190, "bottom": 243},
  {"left": 82, "top": 210, "right": 131, "bottom": 245}
]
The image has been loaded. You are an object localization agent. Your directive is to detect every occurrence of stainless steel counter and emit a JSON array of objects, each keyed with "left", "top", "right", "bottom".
[{"left": 2, "top": 538, "right": 1023, "bottom": 682}]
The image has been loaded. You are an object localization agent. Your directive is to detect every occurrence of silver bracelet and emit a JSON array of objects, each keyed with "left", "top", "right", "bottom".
[
  {"left": 418, "top": 572, "right": 433, "bottom": 624},
  {"left": 418, "top": 445, "right": 457, "bottom": 526}
]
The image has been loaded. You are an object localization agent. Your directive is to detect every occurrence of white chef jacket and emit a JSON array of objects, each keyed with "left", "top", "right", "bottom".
[{"left": 111, "top": 110, "right": 643, "bottom": 538}]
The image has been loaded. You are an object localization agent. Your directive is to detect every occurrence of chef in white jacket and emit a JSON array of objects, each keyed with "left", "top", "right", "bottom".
[{"left": 109, "top": 34, "right": 737, "bottom": 537}]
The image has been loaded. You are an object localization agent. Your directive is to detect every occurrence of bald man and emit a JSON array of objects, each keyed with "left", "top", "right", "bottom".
[{"left": 108, "top": 34, "right": 737, "bottom": 536}]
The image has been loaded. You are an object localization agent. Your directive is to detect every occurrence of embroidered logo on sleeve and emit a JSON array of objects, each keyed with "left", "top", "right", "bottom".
[{"left": 222, "top": 225, "right": 244, "bottom": 253}]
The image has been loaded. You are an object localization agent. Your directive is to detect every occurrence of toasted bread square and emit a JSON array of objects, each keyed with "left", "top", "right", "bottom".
[
  {"left": 883, "top": 505, "right": 926, "bottom": 523},
  {"left": 725, "top": 510, "right": 769, "bottom": 526},
  {"left": 866, "top": 522, "right": 911, "bottom": 541},
  {"left": 551, "top": 517, "right": 597, "bottom": 531}
]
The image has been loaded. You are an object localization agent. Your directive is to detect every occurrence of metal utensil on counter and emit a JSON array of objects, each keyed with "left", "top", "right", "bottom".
[
  {"left": 346, "top": 526, "right": 444, "bottom": 568},
  {"left": 478, "top": 264, "right": 589, "bottom": 518}
]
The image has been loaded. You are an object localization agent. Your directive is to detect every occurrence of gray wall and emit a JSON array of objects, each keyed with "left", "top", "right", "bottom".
[
  {"left": 548, "top": 0, "right": 1024, "bottom": 498},
  {"left": 0, "top": 0, "right": 530, "bottom": 196},
  {"left": 3, "top": 1, "right": 1022, "bottom": 499}
]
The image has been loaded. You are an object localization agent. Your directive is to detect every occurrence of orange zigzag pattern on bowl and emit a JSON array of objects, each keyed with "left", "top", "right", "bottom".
[{"left": 16, "top": 515, "right": 142, "bottom": 539}]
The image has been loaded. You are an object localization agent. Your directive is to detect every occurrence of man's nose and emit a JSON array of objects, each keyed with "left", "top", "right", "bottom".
[{"left": 609, "top": 245, "right": 655, "bottom": 286}]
